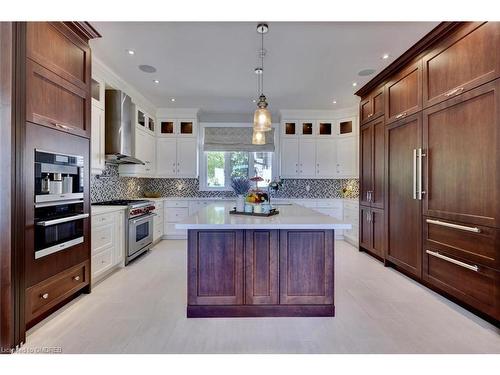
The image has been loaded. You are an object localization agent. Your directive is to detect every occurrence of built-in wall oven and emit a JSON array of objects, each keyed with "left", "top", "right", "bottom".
[{"left": 34, "top": 150, "right": 88, "bottom": 259}]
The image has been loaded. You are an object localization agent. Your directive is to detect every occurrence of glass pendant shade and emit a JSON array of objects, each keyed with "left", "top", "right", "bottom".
[
  {"left": 252, "top": 130, "right": 266, "bottom": 145},
  {"left": 253, "top": 107, "right": 272, "bottom": 132}
]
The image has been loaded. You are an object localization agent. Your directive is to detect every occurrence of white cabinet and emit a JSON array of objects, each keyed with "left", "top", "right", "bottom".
[
  {"left": 152, "top": 200, "right": 164, "bottom": 242},
  {"left": 343, "top": 200, "right": 359, "bottom": 246},
  {"left": 164, "top": 200, "right": 189, "bottom": 239},
  {"left": 91, "top": 103, "right": 105, "bottom": 175},
  {"left": 119, "top": 128, "right": 156, "bottom": 177},
  {"left": 280, "top": 138, "right": 299, "bottom": 176},
  {"left": 156, "top": 138, "right": 177, "bottom": 177},
  {"left": 91, "top": 209, "right": 125, "bottom": 283},
  {"left": 298, "top": 138, "right": 316, "bottom": 178},
  {"left": 156, "top": 137, "right": 198, "bottom": 178},
  {"left": 280, "top": 115, "right": 358, "bottom": 179},
  {"left": 176, "top": 138, "right": 198, "bottom": 177},
  {"left": 316, "top": 139, "right": 337, "bottom": 178},
  {"left": 336, "top": 137, "right": 357, "bottom": 177},
  {"left": 280, "top": 138, "right": 317, "bottom": 178}
]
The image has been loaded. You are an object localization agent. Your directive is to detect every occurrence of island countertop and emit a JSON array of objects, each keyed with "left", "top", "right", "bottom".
[{"left": 175, "top": 202, "right": 352, "bottom": 230}]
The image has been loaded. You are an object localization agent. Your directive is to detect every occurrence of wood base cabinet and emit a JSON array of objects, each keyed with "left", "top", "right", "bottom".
[
  {"left": 359, "top": 206, "right": 385, "bottom": 259},
  {"left": 187, "top": 229, "right": 335, "bottom": 317}
]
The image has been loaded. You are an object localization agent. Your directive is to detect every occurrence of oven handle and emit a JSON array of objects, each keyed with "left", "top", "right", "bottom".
[
  {"left": 131, "top": 213, "right": 157, "bottom": 225},
  {"left": 36, "top": 213, "right": 89, "bottom": 227}
]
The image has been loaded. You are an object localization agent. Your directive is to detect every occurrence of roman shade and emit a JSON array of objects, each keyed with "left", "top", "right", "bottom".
[{"left": 203, "top": 127, "right": 275, "bottom": 152}]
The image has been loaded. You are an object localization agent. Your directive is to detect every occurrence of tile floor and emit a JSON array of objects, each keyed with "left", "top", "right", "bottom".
[{"left": 23, "top": 240, "right": 500, "bottom": 353}]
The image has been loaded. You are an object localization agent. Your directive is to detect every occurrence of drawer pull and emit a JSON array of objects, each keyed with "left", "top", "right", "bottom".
[
  {"left": 41, "top": 293, "right": 49, "bottom": 299},
  {"left": 426, "top": 219, "right": 481, "bottom": 233},
  {"left": 395, "top": 112, "right": 407, "bottom": 119},
  {"left": 444, "top": 87, "right": 464, "bottom": 97},
  {"left": 426, "top": 250, "right": 479, "bottom": 272},
  {"left": 73, "top": 276, "right": 80, "bottom": 281},
  {"left": 368, "top": 113, "right": 373, "bottom": 118}
]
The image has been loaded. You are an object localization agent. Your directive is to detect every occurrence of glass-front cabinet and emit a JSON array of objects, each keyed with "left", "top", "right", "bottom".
[
  {"left": 135, "top": 106, "right": 156, "bottom": 134},
  {"left": 158, "top": 118, "right": 197, "bottom": 137},
  {"left": 336, "top": 117, "right": 355, "bottom": 137},
  {"left": 317, "top": 121, "right": 333, "bottom": 136}
]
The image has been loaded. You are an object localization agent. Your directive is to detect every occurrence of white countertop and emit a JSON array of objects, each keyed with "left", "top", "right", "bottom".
[{"left": 175, "top": 202, "right": 352, "bottom": 230}]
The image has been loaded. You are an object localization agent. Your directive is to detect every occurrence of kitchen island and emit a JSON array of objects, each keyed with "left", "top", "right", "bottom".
[{"left": 176, "top": 202, "right": 351, "bottom": 318}]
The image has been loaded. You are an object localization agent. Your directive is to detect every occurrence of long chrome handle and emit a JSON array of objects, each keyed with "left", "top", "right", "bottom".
[
  {"left": 37, "top": 213, "right": 89, "bottom": 226},
  {"left": 417, "top": 148, "right": 425, "bottom": 200},
  {"left": 426, "top": 250, "right": 479, "bottom": 272},
  {"left": 426, "top": 219, "right": 481, "bottom": 233},
  {"left": 131, "top": 213, "right": 157, "bottom": 225},
  {"left": 412, "top": 149, "right": 417, "bottom": 200},
  {"left": 395, "top": 112, "right": 407, "bottom": 120}
]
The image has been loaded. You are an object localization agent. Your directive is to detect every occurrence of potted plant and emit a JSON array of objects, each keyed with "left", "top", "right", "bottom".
[{"left": 231, "top": 177, "right": 251, "bottom": 212}]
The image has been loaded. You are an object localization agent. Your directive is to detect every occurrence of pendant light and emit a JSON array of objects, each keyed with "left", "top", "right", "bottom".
[
  {"left": 253, "top": 23, "right": 272, "bottom": 133},
  {"left": 252, "top": 130, "right": 266, "bottom": 145}
]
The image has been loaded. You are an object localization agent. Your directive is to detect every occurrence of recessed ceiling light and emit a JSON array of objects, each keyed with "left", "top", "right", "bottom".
[
  {"left": 170, "top": 98, "right": 176, "bottom": 102},
  {"left": 126, "top": 49, "right": 135, "bottom": 55},
  {"left": 352, "top": 82, "right": 358, "bottom": 87},
  {"left": 332, "top": 100, "right": 337, "bottom": 104},
  {"left": 153, "top": 79, "right": 160, "bottom": 84},
  {"left": 254, "top": 67, "right": 263, "bottom": 75},
  {"left": 382, "top": 53, "right": 390, "bottom": 60}
]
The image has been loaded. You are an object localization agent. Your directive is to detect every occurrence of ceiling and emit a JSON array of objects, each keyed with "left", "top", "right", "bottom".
[{"left": 90, "top": 22, "right": 438, "bottom": 113}]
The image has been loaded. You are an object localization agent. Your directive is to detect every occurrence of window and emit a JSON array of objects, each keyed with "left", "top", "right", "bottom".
[{"left": 203, "top": 151, "right": 273, "bottom": 190}]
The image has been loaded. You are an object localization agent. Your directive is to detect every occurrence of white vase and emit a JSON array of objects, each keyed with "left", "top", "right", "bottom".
[{"left": 236, "top": 195, "right": 245, "bottom": 212}]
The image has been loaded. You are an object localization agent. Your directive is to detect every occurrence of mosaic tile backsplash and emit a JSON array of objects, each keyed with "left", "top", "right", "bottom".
[{"left": 91, "top": 164, "right": 359, "bottom": 202}]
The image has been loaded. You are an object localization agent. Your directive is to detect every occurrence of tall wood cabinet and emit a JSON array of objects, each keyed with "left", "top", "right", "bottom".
[
  {"left": 0, "top": 22, "right": 99, "bottom": 351},
  {"left": 356, "top": 21, "right": 500, "bottom": 323}
]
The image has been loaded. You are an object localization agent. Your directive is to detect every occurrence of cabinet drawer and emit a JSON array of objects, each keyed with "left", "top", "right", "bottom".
[
  {"left": 166, "top": 207, "right": 189, "bottom": 222},
  {"left": 165, "top": 200, "right": 189, "bottom": 208},
  {"left": 92, "top": 247, "right": 113, "bottom": 277},
  {"left": 424, "top": 217, "right": 499, "bottom": 270},
  {"left": 423, "top": 248, "right": 500, "bottom": 320},
  {"left": 92, "top": 212, "right": 115, "bottom": 226},
  {"left": 26, "top": 261, "right": 89, "bottom": 323},
  {"left": 423, "top": 22, "right": 500, "bottom": 108},
  {"left": 91, "top": 222, "right": 114, "bottom": 255},
  {"left": 26, "top": 59, "right": 90, "bottom": 138},
  {"left": 154, "top": 209, "right": 164, "bottom": 224}
]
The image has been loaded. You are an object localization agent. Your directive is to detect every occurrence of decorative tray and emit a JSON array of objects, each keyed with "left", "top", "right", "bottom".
[{"left": 229, "top": 208, "right": 279, "bottom": 217}]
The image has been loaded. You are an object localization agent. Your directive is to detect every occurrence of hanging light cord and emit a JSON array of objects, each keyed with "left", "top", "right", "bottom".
[{"left": 261, "top": 28, "right": 264, "bottom": 95}]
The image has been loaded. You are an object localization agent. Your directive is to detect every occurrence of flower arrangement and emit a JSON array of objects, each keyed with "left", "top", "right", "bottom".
[{"left": 231, "top": 177, "right": 251, "bottom": 196}]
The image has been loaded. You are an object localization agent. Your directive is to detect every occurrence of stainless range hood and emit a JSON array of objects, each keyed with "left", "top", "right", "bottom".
[{"left": 105, "top": 90, "right": 145, "bottom": 165}]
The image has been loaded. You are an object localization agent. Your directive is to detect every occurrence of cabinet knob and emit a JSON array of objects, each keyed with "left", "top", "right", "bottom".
[
  {"left": 73, "top": 275, "right": 80, "bottom": 281},
  {"left": 41, "top": 293, "right": 49, "bottom": 299}
]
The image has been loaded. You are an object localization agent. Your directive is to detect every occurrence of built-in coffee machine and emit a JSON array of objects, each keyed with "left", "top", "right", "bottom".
[{"left": 34, "top": 150, "right": 88, "bottom": 259}]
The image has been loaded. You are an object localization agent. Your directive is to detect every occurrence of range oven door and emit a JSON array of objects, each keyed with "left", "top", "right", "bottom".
[
  {"left": 34, "top": 201, "right": 89, "bottom": 259},
  {"left": 128, "top": 213, "right": 155, "bottom": 257}
]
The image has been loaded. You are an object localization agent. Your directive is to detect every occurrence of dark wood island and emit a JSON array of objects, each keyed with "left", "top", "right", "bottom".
[{"left": 176, "top": 202, "right": 351, "bottom": 318}]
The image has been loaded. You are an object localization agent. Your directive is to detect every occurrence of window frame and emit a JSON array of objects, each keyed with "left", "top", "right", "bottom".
[{"left": 199, "top": 123, "right": 278, "bottom": 191}]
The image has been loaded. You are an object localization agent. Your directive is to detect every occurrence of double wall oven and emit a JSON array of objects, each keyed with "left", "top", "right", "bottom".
[{"left": 34, "top": 150, "right": 88, "bottom": 259}]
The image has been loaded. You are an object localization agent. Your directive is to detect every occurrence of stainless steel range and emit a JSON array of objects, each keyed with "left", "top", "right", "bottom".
[{"left": 92, "top": 199, "right": 156, "bottom": 264}]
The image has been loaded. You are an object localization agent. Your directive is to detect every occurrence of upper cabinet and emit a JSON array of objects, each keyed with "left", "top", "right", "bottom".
[
  {"left": 360, "top": 86, "right": 384, "bottom": 125},
  {"left": 158, "top": 118, "right": 197, "bottom": 137},
  {"left": 91, "top": 77, "right": 105, "bottom": 110},
  {"left": 280, "top": 114, "right": 358, "bottom": 179},
  {"left": 423, "top": 22, "right": 500, "bottom": 108},
  {"left": 385, "top": 60, "right": 422, "bottom": 124},
  {"left": 25, "top": 22, "right": 91, "bottom": 138},
  {"left": 136, "top": 107, "right": 155, "bottom": 133}
]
